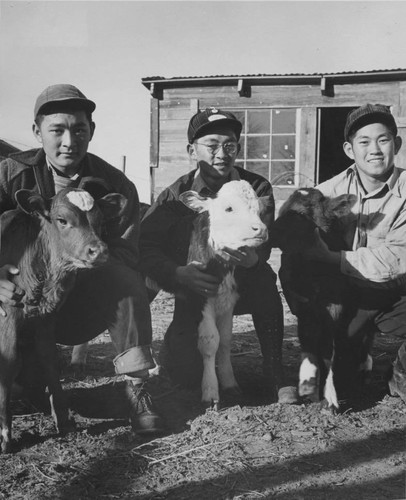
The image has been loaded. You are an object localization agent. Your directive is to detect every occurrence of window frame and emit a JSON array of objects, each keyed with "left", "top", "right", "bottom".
[{"left": 231, "top": 107, "right": 301, "bottom": 187}]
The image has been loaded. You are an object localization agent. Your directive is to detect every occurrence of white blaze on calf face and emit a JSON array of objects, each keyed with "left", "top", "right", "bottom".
[
  {"left": 207, "top": 181, "right": 267, "bottom": 251},
  {"left": 67, "top": 191, "right": 94, "bottom": 211}
]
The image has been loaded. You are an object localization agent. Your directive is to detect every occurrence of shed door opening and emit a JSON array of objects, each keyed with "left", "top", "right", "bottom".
[{"left": 317, "top": 107, "right": 355, "bottom": 184}]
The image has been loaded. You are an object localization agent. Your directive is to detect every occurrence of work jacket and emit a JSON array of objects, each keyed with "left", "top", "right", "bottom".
[{"left": 139, "top": 166, "right": 275, "bottom": 292}]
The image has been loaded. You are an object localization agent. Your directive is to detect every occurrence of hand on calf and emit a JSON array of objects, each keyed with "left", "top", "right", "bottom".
[
  {"left": 303, "top": 228, "right": 341, "bottom": 266},
  {"left": 175, "top": 261, "right": 221, "bottom": 297},
  {"left": 218, "top": 246, "right": 259, "bottom": 268},
  {"left": 0, "top": 265, "right": 25, "bottom": 316}
]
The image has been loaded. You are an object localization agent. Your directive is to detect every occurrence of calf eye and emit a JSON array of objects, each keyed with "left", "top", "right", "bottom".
[
  {"left": 57, "top": 217, "right": 68, "bottom": 226},
  {"left": 225, "top": 206, "right": 233, "bottom": 212}
]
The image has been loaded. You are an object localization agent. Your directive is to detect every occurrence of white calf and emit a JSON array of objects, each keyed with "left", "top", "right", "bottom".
[{"left": 180, "top": 180, "right": 269, "bottom": 408}]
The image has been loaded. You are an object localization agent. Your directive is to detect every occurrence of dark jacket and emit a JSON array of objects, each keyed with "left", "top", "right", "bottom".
[
  {"left": 0, "top": 148, "right": 141, "bottom": 269},
  {"left": 139, "top": 166, "right": 275, "bottom": 292}
]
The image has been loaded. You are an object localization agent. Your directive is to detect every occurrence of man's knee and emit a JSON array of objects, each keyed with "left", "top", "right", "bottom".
[
  {"left": 375, "top": 294, "right": 406, "bottom": 338},
  {"left": 56, "top": 262, "right": 150, "bottom": 345}
]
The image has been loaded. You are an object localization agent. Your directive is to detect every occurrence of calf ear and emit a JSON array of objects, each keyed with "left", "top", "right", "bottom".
[
  {"left": 78, "top": 177, "right": 111, "bottom": 200},
  {"left": 258, "top": 196, "right": 275, "bottom": 227},
  {"left": 97, "top": 193, "right": 128, "bottom": 220},
  {"left": 179, "top": 190, "right": 210, "bottom": 213},
  {"left": 15, "top": 189, "right": 50, "bottom": 218},
  {"left": 328, "top": 194, "right": 357, "bottom": 217}
]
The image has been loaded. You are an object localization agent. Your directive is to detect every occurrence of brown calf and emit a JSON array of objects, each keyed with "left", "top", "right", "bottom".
[{"left": 0, "top": 187, "right": 126, "bottom": 453}]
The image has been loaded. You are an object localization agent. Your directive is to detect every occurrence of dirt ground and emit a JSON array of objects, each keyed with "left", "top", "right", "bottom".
[{"left": 1, "top": 252, "right": 405, "bottom": 500}]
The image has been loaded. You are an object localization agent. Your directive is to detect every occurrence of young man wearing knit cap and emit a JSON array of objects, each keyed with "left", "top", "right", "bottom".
[
  {"left": 140, "top": 108, "right": 297, "bottom": 404},
  {"left": 297, "top": 103, "right": 406, "bottom": 402},
  {"left": 0, "top": 84, "right": 164, "bottom": 434}
]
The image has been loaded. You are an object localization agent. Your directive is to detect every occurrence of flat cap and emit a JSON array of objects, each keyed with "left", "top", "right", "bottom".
[
  {"left": 344, "top": 103, "right": 397, "bottom": 141},
  {"left": 34, "top": 84, "right": 96, "bottom": 118},
  {"left": 187, "top": 108, "right": 242, "bottom": 144}
]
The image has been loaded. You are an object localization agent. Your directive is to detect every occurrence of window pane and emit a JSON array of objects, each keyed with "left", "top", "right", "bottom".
[
  {"left": 238, "top": 137, "right": 245, "bottom": 159},
  {"left": 247, "top": 136, "right": 270, "bottom": 159},
  {"left": 271, "top": 135, "right": 295, "bottom": 160},
  {"left": 247, "top": 110, "right": 270, "bottom": 134},
  {"left": 270, "top": 161, "right": 296, "bottom": 186},
  {"left": 273, "top": 109, "right": 296, "bottom": 134},
  {"left": 246, "top": 161, "right": 269, "bottom": 180},
  {"left": 232, "top": 110, "right": 246, "bottom": 133}
]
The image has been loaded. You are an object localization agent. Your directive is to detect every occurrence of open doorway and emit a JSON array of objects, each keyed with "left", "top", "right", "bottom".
[{"left": 317, "top": 107, "right": 356, "bottom": 183}]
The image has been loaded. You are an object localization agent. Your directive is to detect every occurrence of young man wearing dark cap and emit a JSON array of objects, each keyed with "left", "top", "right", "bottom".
[
  {"left": 0, "top": 84, "right": 164, "bottom": 434},
  {"left": 140, "top": 108, "right": 296, "bottom": 404},
  {"left": 299, "top": 103, "right": 406, "bottom": 402}
]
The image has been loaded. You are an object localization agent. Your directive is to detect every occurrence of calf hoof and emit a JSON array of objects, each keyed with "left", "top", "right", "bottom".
[
  {"left": 278, "top": 386, "right": 300, "bottom": 404},
  {"left": 202, "top": 399, "right": 220, "bottom": 411},
  {"left": 0, "top": 438, "right": 12, "bottom": 454},
  {"left": 320, "top": 399, "right": 339, "bottom": 414},
  {"left": 298, "top": 379, "right": 319, "bottom": 401}
]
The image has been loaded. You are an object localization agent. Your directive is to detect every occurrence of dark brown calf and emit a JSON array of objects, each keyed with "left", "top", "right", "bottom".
[
  {"left": 0, "top": 187, "right": 126, "bottom": 453},
  {"left": 270, "top": 188, "right": 359, "bottom": 410}
]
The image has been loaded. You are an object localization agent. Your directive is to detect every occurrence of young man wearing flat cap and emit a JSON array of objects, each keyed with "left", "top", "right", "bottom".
[
  {"left": 298, "top": 103, "right": 406, "bottom": 402},
  {"left": 0, "top": 84, "right": 164, "bottom": 434},
  {"left": 140, "top": 108, "right": 296, "bottom": 403}
]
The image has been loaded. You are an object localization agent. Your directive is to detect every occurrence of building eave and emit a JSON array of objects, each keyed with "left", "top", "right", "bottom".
[{"left": 142, "top": 69, "right": 406, "bottom": 93}]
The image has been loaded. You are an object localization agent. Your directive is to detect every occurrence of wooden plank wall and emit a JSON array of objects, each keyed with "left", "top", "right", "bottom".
[
  {"left": 150, "top": 80, "right": 404, "bottom": 200},
  {"left": 393, "top": 81, "right": 406, "bottom": 170}
]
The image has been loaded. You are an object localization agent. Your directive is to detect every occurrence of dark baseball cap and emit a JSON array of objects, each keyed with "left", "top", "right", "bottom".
[
  {"left": 34, "top": 84, "right": 96, "bottom": 118},
  {"left": 344, "top": 103, "right": 397, "bottom": 141},
  {"left": 187, "top": 108, "right": 242, "bottom": 143}
]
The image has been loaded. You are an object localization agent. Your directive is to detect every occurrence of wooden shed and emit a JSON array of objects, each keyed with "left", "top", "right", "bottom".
[{"left": 142, "top": 69, "right": 406, "bottom": 209}]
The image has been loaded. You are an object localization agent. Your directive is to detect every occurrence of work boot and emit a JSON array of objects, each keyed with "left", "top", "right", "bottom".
[{"left": 125, "top": 382, "right": 165, "bottom": 435}]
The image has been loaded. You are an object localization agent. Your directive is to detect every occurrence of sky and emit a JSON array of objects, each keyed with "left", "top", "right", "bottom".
[{"left": 1, "top": 0, "right": 406, "bottom": 201}]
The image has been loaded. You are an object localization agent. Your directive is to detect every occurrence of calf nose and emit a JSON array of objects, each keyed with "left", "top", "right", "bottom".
[
  {"left": 252, "top": 222, "right": 267, "bottom": 237},
  {"left": 87, "top": 242, "right": 108, "bottom": 262}
]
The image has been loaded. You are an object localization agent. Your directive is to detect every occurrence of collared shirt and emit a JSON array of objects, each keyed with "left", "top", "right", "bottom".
[
  {"left": 318, "top": 164, "right": 406, "bottom": 289},
  {"left": 191, "top": 166, "right": 241, "bottom": 195},
  {"left": 46, "top": 157, "right": 82, "bottom": 193}
]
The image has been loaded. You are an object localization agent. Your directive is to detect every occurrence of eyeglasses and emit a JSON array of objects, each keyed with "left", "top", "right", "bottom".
[{"left": 194, "top": 142, "right": 238, "bottom": 155}]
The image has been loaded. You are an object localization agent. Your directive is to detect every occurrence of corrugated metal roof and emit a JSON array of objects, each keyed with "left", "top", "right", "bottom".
[
  {"left": 143, "top": 68, "right": 406, "bottom": 80},
  {"left": 142, "top": 68, "right": 406, "bottom": 89}
]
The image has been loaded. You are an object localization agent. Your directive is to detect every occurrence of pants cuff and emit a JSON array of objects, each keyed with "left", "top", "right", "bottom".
[{"left": 113, "top": 346, "right": 155, "bottom": 375}]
